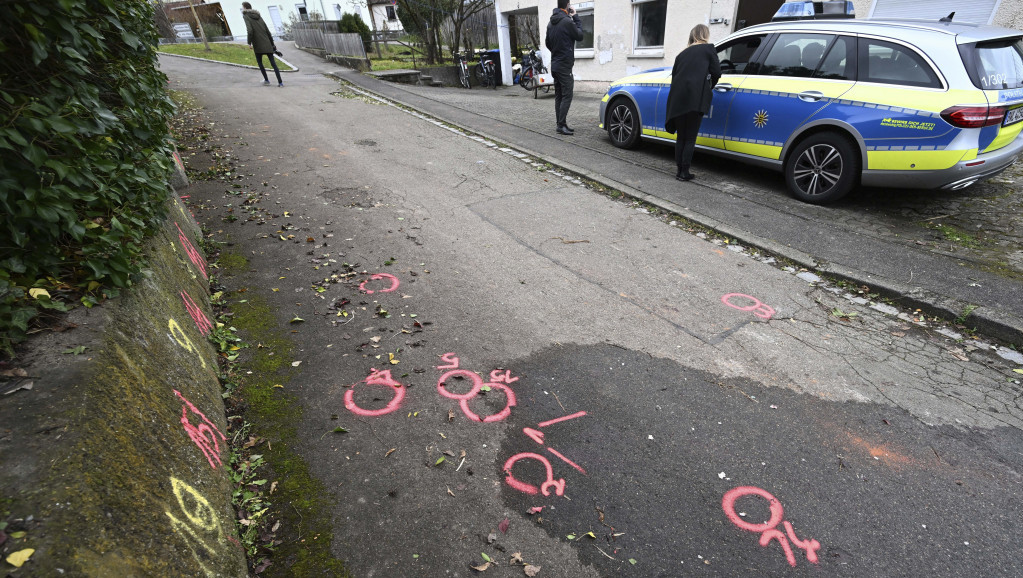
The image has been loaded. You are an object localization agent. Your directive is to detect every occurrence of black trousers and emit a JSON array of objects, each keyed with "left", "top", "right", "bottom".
[
  {"left": 256, "top": 53, "right": 282, "bottom": 84},
  {"left": 673, "top": 111, "right": 704, "bottom": 173},
  {"left": 552, "top": 68, "right": 574, "bottom": 127}
]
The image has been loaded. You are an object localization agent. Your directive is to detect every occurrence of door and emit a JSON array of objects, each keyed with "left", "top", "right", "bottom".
[
  {"left": 697, "top": 33, "right": 768, "bottom": 151},
  {"left": 724, "top": 33, "right": 856, "bottom": 160},
  {"left": 267, "top": 6, "right": 284, "bottom": 36}
]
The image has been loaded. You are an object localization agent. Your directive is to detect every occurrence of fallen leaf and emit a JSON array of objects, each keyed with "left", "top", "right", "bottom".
[
  {"left": 509, "top": 552, "right": 524, "bottom": 565},
  {"left": 584, "top": 531, "right": 596, "bottom": 539},
  {"left": 0, "top": 368, "right": 27, "bottom": 377},
  {"left": 389, "top": 353, "right": 399, "bottom": 365},
  {"left": 443, "top": 450, "right": 456, "bottom": 457},
  {"left": 435, "top": 456, "right": 446, "bottom": 466},
  {"left": 1013, "top": 369, "right": 1023, "bottom": 374},
  {"left": 487, "top": 532, "right": 497, "bottom": 544},
  {"left": 28, "top": 288, "right": 50, "bottom": 299},
  {"left": 291, "top": 361, "right": 302, "bottom": 367},
  {"left": 629, "top": 558, "right": 637, "bottom": 565},
  {"left": 270, "top": 481, "right": 278, "bottom": 494},
  {"left": 5, "top": 548, "right": 35, "bottom": 568},
  {"left": 499, "top": 518, "right": 510, "bottom": 534},
  {"left": 471, "top": 561, "right": 492, "bottom": 572},
  {"left": 524, "top": 565, "right": 541, "bottom": 577},
  {"left": 385, "top": 448, "right": 397, "bottom": 457},
  {"left": 481, "top": 552, "right": 492, "bottom": 562},
  {"left": 448, "top": 409, "right": 456, "bottom": 422},
  {"left": 447, "top": 487, "right": 455, "bottom": 497},
  {"left": 566, "top": 534, "right": 576, "bottom": 540},
  {"left": 332, "top": 427, "right": 348, "bottom": 433},
  {"left": 290, "top": 316, "right": 304, "bottom": 323},
  {"left": 370, "top": 336, "right": 382, "bottom": 343}
]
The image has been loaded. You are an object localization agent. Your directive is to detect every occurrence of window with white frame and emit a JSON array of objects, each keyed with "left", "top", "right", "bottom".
[
  {"left": 576, "top": 2, "right": 594, "bottom": 51},
  {"left": 386, "top": 5, "right": 397, "bottom": 21},
  {"left": 632, "top": 0, "right": 666, "bottom": 51}
]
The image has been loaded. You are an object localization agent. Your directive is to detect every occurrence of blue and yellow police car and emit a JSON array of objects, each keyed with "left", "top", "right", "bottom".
[{"left": 599, "top": 14, "right": 1023, "bottom": 203}]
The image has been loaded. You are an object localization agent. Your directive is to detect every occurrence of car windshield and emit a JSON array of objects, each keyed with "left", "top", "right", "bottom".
[{"left": 968, "top": 37, "right": 1023, "bottom": 90}]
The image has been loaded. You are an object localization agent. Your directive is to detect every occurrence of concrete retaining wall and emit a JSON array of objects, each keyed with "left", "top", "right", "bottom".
[{"left": 0, "top": 196, "right": 247, "bottom": 576}]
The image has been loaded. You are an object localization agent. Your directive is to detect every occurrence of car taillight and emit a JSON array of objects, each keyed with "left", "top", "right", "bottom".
[{"left": 940, "top": 105, "right": 1007, "bottom": 128}]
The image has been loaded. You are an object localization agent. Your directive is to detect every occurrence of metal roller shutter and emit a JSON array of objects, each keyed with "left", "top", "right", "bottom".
[{"left": 869, "top": 0, "right": 1000, "bottom": 25}]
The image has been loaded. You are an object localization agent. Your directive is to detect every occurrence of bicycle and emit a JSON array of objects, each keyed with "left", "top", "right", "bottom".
[
  {"left": 474, "top": 50, "right": 498, "bottom": 89},
  {"left": 454, "top": 51, "right": 471, "bottom": 89},
  {"left": 517, "top": 48, "right": 551, "bottom": 99}
]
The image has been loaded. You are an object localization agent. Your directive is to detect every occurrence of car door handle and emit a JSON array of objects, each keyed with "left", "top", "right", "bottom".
[
  {"left": 714, "top": 83, "right": 733, "bottom": 93},
  {"left": 798, "top": 90, "right": 825, "bottom": 102}
]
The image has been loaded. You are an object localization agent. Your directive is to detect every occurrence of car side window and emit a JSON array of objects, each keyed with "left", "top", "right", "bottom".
[
  {"left": 858, "top": 39, "right": 942, "bottom": 88},
  {"left": 716, "top": 34, "right": 766, "bottom": 74},
  {"left": 815, "top": 36, "right": 854, "bottom": 80},
  {"left": 760, "top": 33, "right": 836, "bottom": 78}
]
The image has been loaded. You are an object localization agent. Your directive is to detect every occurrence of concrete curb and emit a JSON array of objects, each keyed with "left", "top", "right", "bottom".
[
  {"left": 326, "top": 70, "right": 1023, "bottom": 346},
  {"left": 158, "top": 50, "right": 299, "bottom": 73}
]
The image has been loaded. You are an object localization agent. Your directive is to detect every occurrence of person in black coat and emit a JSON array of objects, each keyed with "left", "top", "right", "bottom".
[
  {"left": 242, "top": 2, "right": 283, "bottom": 87},
  {"left": 545, "top": 0, "right": 584, "bottom": 135},
  {"left": 665, "top": 24, "right": 721, "bottom": 181}
]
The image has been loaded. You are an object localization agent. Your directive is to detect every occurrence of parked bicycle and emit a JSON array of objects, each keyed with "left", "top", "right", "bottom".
[
  {"left": 474, "top": 50, "right": 498, "bottom": 89},
  {"left": 517, "top": 48, "right": 551, "bottom": 99},
  {"left": 454, "top": 51, "right": 471, "bottom": 89}
]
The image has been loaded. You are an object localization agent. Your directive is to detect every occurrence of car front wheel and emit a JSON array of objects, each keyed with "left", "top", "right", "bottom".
[
  {"left": 784, "top": 133, "right": 859, "bottom": 204},
  {"left": 607, "top": 98, "right": 640, "bottom": 149}
]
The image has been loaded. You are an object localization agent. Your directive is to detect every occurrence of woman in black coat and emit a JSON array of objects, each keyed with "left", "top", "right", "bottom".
[{"left": 665, "top": 25, "right": 721, "bottom": 181}]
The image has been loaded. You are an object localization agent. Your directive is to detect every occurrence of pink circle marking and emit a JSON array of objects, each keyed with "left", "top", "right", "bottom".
[
  {"left": 460, "top": 382, "right": 517, "bottom": 423},
  {"left": 722, "top": 486, "right": 785, "bottom": 533},
  {"left": 503, "top": 452, "right": 566, "bottom": 496},
  {"left": 721, "top": 293, "right": 775, "bottom": 320},
  {"left": 359, "top": 273, "right": 400, "bottom": 294},
  {"left": 344, "top": 370, "right": 405, "bottom": 417},
  {"left": 437, "top": 369, "right": 483, "bottom": 401}
]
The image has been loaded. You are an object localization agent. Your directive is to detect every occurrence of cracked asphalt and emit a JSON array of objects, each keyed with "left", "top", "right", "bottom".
[{"left": 161, "top": 46, "right": 1023, "bottom": 576}]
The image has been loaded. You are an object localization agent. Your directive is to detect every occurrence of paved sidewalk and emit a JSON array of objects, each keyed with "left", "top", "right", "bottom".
[{"left": 260, "top": 46, "right": 1023, "bottom": 344}]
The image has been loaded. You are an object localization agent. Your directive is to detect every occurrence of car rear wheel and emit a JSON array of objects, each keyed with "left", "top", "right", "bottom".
[
  {"left": 607, "top": 98, "right": 640, "bottom": 149},
  {"left": 784, "top": 133, "right": 859, "bottom": 204}
]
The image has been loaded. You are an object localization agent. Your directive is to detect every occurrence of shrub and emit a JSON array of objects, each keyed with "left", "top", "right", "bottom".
[
  {"left": 339, "top": 12, "right": 372, "bottom": 52},
  {"left": 0, "top": 0, "right": 176, "bottom": 356}
]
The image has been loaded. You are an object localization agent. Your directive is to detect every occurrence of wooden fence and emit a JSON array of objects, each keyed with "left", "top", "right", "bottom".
[{"left": 324, "top": 33, "right": 368, "bottom": 59}]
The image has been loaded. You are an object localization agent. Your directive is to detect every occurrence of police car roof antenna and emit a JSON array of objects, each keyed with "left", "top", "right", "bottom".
[{"left": 940, "top": 12, "right": 955, "bottom": 22}]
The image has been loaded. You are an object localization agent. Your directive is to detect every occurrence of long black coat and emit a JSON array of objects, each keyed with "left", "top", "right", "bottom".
[
  {"left": 664, "top": 43, "right": 721, "bottom": 134},
  {"left": 243, "top": 9, "right": 275, "bottom": 54},
  {"left": 545, "top": 8, "right": 583, "bottom": 73}
]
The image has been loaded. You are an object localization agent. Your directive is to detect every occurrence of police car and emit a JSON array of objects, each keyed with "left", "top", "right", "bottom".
[{"left": 598, "top": 15, "right": 1023, "bottom": 203}]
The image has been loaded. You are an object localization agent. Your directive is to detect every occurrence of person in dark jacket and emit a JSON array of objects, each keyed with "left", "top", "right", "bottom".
[
  {"left": 665, "top": 24, "right": 721, "bottom": 181},
  {"left": 242, "top": 2, "right": 283, "bottom": 87},
  {"left": 545, "top": 0, "right": 584, "bottom": 135}
]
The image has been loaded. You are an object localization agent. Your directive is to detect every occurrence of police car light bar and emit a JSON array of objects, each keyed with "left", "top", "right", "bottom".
[{"left": 772, "top": 1, "right": 855, "bottom": 22}]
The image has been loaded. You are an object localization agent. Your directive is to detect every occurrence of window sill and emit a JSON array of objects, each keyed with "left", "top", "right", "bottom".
[
  {"left": 575, "top": 49, "right": 595, "bottom": 59},
  {"left": 628, "top": 51, "right": 665, "bottom": 59}
]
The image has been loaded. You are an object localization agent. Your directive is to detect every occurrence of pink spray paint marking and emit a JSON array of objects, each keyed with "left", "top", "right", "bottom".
[
  {"left": 180, "top": 291, "right": 214, "bottom": 336},
  {"left": 344, "top": 369, "right": 406, "bottom": 417},
  {"left": 722, "top": 486, "right": 820, "bottom": 567},
  {"left": 359, "top": 273, "right": 400, "bottom": 294},
  {"left": 175, "top": 222, "right": 208, "bottom": 280},
  {"left": 437, "top": 352, "right": 460, "bottom": 370},
  {"left": 174, "top": 390, "right": 226, "bottom": 469},
  {"left": 523, "top": 427, "right": 545, "bottom": 444},
  {"left": 503, "top": 453, "right": 566, "bottom": 496},
  {"left": 537, "top": 411, "right": 587, "bottom": 428},
  {"left": 460, "top": 381, "right": 517, "bottom": 423},
  {"left": 721, "top": 293, "right": 775, "bottom": 320},
  {"left": 437, "top": 369, "right": 483, "bottom": 400},
  {"left": 489, "top": 370, "right": 519, "bottom": 384},
  {"left": 509, "top": 410, "right": 589, "bottom": 495},
  {"left": 545, "top": 447, "right": 586, "bottom": 474}
]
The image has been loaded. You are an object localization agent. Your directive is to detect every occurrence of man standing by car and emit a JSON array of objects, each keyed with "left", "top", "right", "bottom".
[{"left": 546, "top": 0, "right": 584, "bottom": 135}]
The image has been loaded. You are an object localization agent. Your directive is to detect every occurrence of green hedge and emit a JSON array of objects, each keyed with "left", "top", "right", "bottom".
[{"left": 0, "top": 0, "right": 175, "bottom": 355}]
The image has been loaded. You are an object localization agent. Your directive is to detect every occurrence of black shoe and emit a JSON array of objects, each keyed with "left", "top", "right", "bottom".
[
  {"left": 563, "top": 123, "right": 574, "bottom": 132},
  {"left": 676, "top": 171, "right": 694, "bottom": 182},
  {"left": 557, "top": 126, "right": 574, "bottom": 135}
]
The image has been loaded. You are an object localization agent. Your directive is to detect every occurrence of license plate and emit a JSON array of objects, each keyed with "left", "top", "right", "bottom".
[{"left": 1005, "top": 106, "right": 1023, "bottom": 126}]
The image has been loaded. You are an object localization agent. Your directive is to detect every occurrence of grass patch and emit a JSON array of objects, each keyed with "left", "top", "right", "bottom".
[
  {"left": 159, "top": 42, "right": 295, "bottom": 71},
  {"left": 924, "top": 223, "right": 983, "bottom": 249}
]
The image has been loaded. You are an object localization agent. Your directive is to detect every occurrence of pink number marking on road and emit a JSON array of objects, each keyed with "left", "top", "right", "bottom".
[
  {"left": 722, "top": 486, "right": 820, "bottom": 567},
  {"left": 437, "top": 369, "right": 482, "bottom": 400},
  {"left": 546, "top": 447, "right": 586, "bottom": 474},
  {"left": 537, "top": 411, "right": 587, "bottom": 428},
  {"left": 721, "top": 293, "right": 775, "bottom": 320},
  {"left": 344, "top": 369, "right": 405, "bottom": 417},
  {"left": 460, "top": 381, "right": 516, "bottom": 423},
  {"left": 489, "top": 370, "right": 519, "bottom": 384},
  {"left": 503, "top": 453, "right": 566, "bottom": 496},
  {"left": 359, "top": 273, "right": 400, "bottom": 294},
  {"left": 437, "top": 352, "right": 460, "bottom": 370},
  {"left": 180, "top": 291, "right": 214, "bottom": 336},
  {"left": 175, "top": 222, "right": 208, "bottom": 280},
  {"left": 174, "top": 390, "right": 226, "bottom": 469}
]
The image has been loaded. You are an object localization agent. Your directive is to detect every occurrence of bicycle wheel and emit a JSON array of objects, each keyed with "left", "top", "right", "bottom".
[
  {"left": 474, "top": 62, "right": 488, "bottom": 86},
  {"left": 520, "top": 67, "right": 534, "bottom": 91},
  {"left": 459, "top": 64, "right": 471, "bottom": 89},
  {"left": 486, "top": 62, "right": 497, "bottom": 89}
]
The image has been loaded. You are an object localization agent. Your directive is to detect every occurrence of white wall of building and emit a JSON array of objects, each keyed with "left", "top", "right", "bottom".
[{"left": 216, "top": 1, "right": 376, "bottom": 42}]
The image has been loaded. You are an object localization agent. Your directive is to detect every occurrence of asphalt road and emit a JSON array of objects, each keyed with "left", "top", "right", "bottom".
[{"left": 161, "top": 48, "right": 1023, "bottom": 577}]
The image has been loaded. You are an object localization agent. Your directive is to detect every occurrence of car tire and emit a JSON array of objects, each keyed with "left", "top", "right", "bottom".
[
  {"left": 784, "top": 132, "right": 859, "bottom": 204},
  {"left": 607, "top": 98, "right": 640, "bottom": 149}
]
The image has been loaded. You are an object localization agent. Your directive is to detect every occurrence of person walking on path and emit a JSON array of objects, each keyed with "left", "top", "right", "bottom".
[
  {"left": 545, "top": 0, "right": 584, "bottom": 135},
  {"left": 242, "top": 2, "right": 283, "bottom": 87},
  {"left": 665, "top": 24, "right": 720, "bottom": 181}
]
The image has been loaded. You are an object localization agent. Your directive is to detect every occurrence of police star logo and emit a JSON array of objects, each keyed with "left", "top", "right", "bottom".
[{"left": 753, "top": 109, "right": 769, "bottom": 128}]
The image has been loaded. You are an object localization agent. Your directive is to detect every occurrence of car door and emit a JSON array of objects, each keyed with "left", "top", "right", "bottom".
[
  {"left": 696, "top": 33, "right": 768, "bottom": 150},
  {"left": 724, "top": 33, "right": 856, "bottom": 160}
]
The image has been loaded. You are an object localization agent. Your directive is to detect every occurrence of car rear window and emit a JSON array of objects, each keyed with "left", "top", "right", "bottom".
[
  {"left": 962, "top": 37, "right": 1023, "bottom": 90},
  {"left": 857, "top": 39, "right": 942, "bottom": 89}
]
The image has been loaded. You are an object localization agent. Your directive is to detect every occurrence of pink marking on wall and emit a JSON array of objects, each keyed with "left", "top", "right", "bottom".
[
  {"left": 722, "top": 486, "right": 820, "bottom": 567},
  {"left": 358, "top": 273, "right": 400, "bottom": 294},
  {"left": 546, "top": 447, "right": 586, "bottom": 474},
  {"left": 459, "top": 382, "right": 516, "bottom": 422},
  {"left": 175, "top": 222, "right": 208, "bottom": 280},
  {"left": 174, "top": 390, "right": 227, "bottom": 469},
  {"left": 344, "top": 369, "right": 405, "bottom": 417},
  {"left": 180, "top": 291, "right": 214, "bottom": 336},
  {"left": 537, "top": 411, "right": 587, "bottom": 428},
  {"left": 437, "top": 352, "right": 460, "bottom": 370},
  {"left": 503, "top": 453, "right": 566, "bottom": 496},
  {"left": 721, "top": 293, "right": 775, "bottom": 320},
  {"left": 173, "top": 150, "right": 185, "bottom": 171}
]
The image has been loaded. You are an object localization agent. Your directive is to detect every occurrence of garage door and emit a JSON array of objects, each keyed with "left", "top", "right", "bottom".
[{"left": 869, "top": 0, "right": 999, "bottom": 25}]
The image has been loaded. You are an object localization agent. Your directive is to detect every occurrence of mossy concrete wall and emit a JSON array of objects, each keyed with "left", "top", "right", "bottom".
[{"left": 0, "top": 196, "right": 247, "bottom": 576}]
